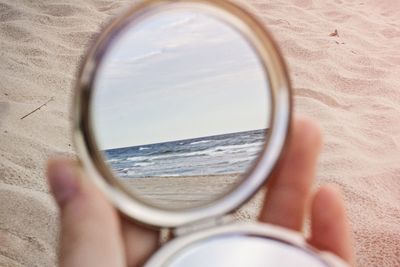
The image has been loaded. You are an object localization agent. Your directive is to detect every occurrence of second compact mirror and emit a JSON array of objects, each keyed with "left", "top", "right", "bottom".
[{"left": 90, "top": 8, "right": 271, "bottom": 210}]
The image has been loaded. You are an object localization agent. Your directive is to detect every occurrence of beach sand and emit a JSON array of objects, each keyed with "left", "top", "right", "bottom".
[
  {"left": 121, "top": 174, "right": 241, "bottom": 210},
  {"left": 0, "top": 0, "right": 399, "bottom": 266}
]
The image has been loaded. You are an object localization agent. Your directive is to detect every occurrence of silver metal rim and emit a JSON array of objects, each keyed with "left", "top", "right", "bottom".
[{"left": 72, "top": 0, "right": 292, "bottom": 228}]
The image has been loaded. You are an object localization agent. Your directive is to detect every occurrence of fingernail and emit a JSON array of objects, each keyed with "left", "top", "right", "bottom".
[{"left": 47, "top": 160, "right": 78, "bottom": 206}]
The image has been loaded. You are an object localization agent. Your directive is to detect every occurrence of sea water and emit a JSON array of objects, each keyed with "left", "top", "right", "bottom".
[{"left": 103, "top": 129, "right": 267, "bottom": 178}]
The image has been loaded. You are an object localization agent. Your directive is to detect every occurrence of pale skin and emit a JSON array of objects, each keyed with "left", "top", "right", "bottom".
[{"left": 47, "top": 117, "right": 354, "bottom": 267}]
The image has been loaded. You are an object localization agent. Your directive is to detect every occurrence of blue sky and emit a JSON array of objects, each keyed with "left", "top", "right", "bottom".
[{"left": 92, "top": 10, "right": 270, "bottom": 149}]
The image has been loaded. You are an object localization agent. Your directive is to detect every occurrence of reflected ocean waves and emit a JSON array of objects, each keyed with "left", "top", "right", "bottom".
[{"left": 103, "top": 129, "right": 267, "bottom": 178}]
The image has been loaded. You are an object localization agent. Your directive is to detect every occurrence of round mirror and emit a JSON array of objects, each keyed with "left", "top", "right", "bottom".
[
  {"left": 74, "top": 0, "right": 291, "bottom": 226},
  {"left": 91, "top": 8, "right": 270, "bottom": 210}
]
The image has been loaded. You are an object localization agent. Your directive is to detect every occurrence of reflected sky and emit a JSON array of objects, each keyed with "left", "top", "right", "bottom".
[{"left": 93, "top": 10, "right": 270, "bottom": 149}]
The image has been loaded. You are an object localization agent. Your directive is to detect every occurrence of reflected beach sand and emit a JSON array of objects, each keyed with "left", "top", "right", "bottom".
[{"left": 121, "top": 174, "right": 241, "bottom": 209}]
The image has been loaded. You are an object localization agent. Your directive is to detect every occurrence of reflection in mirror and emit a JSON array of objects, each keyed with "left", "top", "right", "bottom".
[
  {"left": 166, "top": 235, "right": 327, "bottom": 267},
  {"left": 92, "top": 9, "right": 270, "bottom": 210}
]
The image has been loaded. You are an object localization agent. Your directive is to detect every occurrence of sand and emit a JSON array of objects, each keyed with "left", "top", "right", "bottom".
[
  {"left": 0, "top": 0, "right": 399, "bottom": 266},
  {"left": 121, "top": 174, "right": 241, "bottom": 210}
]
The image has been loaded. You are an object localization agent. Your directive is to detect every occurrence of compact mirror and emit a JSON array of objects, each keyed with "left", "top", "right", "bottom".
[
  {"left": 74, "top": 1, "right": 350, "bottom": 267},
  {"left": 74, "top": 0, "right": 291, "bottom": 227},
  {"left": 92, "top": 9, "right": 270, "bottom": 210}
]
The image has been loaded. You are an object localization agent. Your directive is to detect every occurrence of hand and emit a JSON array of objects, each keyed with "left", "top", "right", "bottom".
[{"left": 47, "top": 116, "right": 354, "bottom": 267}]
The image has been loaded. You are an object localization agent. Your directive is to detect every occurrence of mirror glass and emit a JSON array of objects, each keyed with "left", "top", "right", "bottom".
[
  {"left": 166, "top": 235, "right": 328, "bottom": 267},
  {"left": 91, "top": 9, "right": 271, "bottom": 210}
]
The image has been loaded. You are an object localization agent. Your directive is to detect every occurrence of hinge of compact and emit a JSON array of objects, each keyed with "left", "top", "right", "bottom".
[{"left": 173, "top": 215, "right": 235, "bottom": 237}]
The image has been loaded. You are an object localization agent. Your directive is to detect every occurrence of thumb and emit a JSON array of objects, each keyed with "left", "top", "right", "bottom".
[{"left": 47, "top": 158, "right": 126, "bottom": 267}]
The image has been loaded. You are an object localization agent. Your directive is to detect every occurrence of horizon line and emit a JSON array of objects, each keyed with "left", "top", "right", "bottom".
[{"left": 102, "top": 127, "right": 268, "bottom": 151}]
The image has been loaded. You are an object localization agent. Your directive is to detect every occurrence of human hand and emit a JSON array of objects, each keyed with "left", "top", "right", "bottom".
[{"left": 47, "top": 116, "right": 354, "bottom": 267}]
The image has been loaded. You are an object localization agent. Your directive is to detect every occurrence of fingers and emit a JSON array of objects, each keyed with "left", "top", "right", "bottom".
[
  {"left": 309, "top": 185, "right": 354, "bottom": 265},
  {"left": 121, "top": 218, "right": 159, "bottom": 267},
  {"left": 47, "top": 158, "right": 126, "bottom": 267},
  {"left": 259, "top": 116, "right": 322, "bottom": 231},
  {"left": 258, "top": 117, "right": 353, "bottom": 264}
]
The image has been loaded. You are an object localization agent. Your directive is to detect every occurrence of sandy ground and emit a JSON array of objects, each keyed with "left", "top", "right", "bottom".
[
  {"left": 0, "top": 0, "right": 399, "bottom": 266},
  {"left": 121, "top": 174, "right": 241, "bottom": 210}
]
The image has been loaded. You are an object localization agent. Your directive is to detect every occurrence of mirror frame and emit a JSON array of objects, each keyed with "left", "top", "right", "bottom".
[{"left": 72, "top": 0, "right": 292, "bottom": 228}]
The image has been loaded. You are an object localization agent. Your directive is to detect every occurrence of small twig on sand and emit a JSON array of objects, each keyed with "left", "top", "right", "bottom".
[
  {"left": 20, "top": 97, "right": 54, "bottom": 120},
  {"left": 329, "top": 29, "right": 339, "bottom": 37}
]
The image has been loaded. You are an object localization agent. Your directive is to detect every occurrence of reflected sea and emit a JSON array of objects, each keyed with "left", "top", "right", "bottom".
[{"left": 103, "top": 129, "right": 267, "bottom": 178}]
